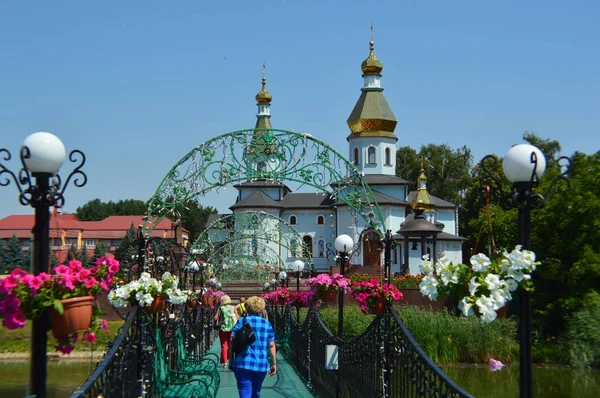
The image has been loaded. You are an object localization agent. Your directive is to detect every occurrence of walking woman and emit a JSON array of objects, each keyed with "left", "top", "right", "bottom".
[
  {"left": 214, "top": 295, "right": 237, "bottom": 366},
  {"left": 229, "top": 296, "right": 276, "bottom": 398}
]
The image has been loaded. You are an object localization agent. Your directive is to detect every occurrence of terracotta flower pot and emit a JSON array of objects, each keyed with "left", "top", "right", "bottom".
[
  {"left": 319, "top": 289, "right": 337, "bottom": 302},
  {"left": 146, "top": 294, "right": 167, "bottom": 313},
  {"left": 48, "top": 296, "right": 95, "bottom": 336},
  {"left": 371, "top": 298, "right": 387, "bottom": 315}
]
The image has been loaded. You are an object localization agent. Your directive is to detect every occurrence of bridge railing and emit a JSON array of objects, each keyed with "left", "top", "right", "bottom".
[
  {"left": 70, "top": 304, "right": 217, "bottom": 398},
  {"left": 269, "top": 303, "right": 474, "bottom": 398}
]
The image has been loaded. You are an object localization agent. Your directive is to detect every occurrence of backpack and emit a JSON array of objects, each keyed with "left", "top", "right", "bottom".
[
  {"left": 239, "top": 302, "right": 248, "bottom": 317},
  {"left": 232, "top": 316, "right": 256, "bottom": 354}
]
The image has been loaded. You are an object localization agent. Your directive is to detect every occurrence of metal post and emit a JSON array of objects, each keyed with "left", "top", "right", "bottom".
[
  {"left": 337, "top": 251, "right": 347, "bottom": 338},
  {"left": 383, "top": 230, "right": 392, "bottom": 282},
  {"left": 296, "top": 270, "right": 301, "bottom": 321},
  {"left": 29, "top": 174, "right": 50, "bottom": 398},
  {"left": 518, "top": 188, "right": 532, "bottom": 398}
]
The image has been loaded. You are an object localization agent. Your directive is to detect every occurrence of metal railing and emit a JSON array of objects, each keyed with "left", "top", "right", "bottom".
[{"left": 269, "top": 303, "right": 474, "bottom": 398}]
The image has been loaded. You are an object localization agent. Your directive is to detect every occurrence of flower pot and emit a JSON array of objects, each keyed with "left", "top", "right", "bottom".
[
  {"left": 146, "top": 295, "right": 167, "bottom": 313},
  {"left": 319, "top": 289, "right": 337, "bottom": 302},
  {"left": 372, "top": 298, "right": 387, "bottom": 315},
  {"left": 48, "top": 296, "right": 94, "bottom": 336}
]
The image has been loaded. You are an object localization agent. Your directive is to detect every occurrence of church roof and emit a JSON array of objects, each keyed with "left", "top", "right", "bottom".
[
  {"left": 346, "top": 91, "right": 398, "bottom": 140},
  {"left": 230, "top": 191, "right": 283, "bottom": 210},
  {"left": 406, "top": 191, "right": 456, "bottom": 208},
  {"left": 234, "top": 179, "right": 291, "bottom": 192},
  {"left": 392, "top": 231, "right": 467, "bottom": 242},
  {"left": 280, "top": 193, "right": 335, "bottom": 209},
  {"left": 362, "top": 174, "right": 410, "bottom": 185},
  {"left": 331, "top": 189, "right": 408, "bottom": 207}
]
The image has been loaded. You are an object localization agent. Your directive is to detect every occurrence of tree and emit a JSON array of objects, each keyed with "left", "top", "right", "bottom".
[
  {"left": 66, "top": 244, "right": 78, "bottom": 262},
  {"left": 78, "top": 246, "right": 90, "bottom": 268},
  {"left": 114, "top": 223, "right": 138, "bottom": 271},
  {"left": 76, "top": 198, "right": 148, "bottom": 221},
  {"left": 0, "top": 239, "right": 6, "bottom": 273},
  {"left": 396, "top": 144, "right": 473, "bottom": 205},
  {"left": 0, "top": 235, "right": 30, "bottom": 272},
  {"left": 175, "top": 199, "right": 218, "bottom": 244},
  {"left": 90, "top": 243, "right": 106, "bottom": 266},
  {"left": 50, "top": 252, "right": 59, "bottom": 268}
]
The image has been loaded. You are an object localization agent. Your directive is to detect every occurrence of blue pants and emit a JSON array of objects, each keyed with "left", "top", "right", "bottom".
[{"left": 233, "top": 368, "right": 268, "bottom": 398}]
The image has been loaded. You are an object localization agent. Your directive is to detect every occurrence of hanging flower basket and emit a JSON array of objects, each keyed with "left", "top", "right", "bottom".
[
  {"left": 318, "top": 289, "right": 337, "bottom": 302},
  {"left": 145, "top": 295, "right": 167, "bottom": 313},
  {"left": 371, "top": 298, "right": 387, "bottom": 315},
  {"left": 48, "top": 296, "right": 95, "bottom": 336}
]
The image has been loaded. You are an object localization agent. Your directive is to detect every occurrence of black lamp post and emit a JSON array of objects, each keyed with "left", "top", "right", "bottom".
[
  {"left": 334, "top": 234, "right": 353, "bottom": 338},
  {"left": 292, "top": 259, "right": 305, "bottom": 320},
  {"left": 0, "top": 132, "right": 86, "bottom": 398},
  {"left": 481, "top": 144, "right": 570, "bottom": 398}
]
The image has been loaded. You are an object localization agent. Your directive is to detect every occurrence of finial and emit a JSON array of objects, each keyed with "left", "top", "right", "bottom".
[
  {"left": 262, "top": 62, "right": 266, "bottom": 87},
  {"left": 255, "top": 62, "right": 272, "bottom": 104},
  {"left": 370, "top": 23, "right": 375, "bottom": 52}
]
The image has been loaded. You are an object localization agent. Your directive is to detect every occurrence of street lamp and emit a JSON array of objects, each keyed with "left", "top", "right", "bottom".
[
  {"left": 0, "top": 132, "right": 87, "bottom": 398},
  {"left": 481, "top": 143, "right": 570, "bottom": 398},
  {"left": 334, "top": 234, "right": 353, "bottom": 338},
  {"left": 278, "top": 270, "right": 288, "bottom": 289},
  {"left": 292, "top": 260, "right": 305, "bottom": 320}
]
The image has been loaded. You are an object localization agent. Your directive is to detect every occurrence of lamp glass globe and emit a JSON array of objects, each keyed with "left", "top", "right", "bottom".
[
  {"left": 502, "top": 144, "right": 546, "bottom": 183},
  {"left": 292, "top": 260, "right": 305, "bottom": 272},
  {"left": 22, "top": 132, "right": 66, "bottom": 174},
  {"left": 335, "top": 234, "right": 354, "bottom": 253}
]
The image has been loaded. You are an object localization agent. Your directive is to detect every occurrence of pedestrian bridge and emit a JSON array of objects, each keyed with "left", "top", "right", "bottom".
[{"left": 70, "top": 302, "right": 473, "bottom": 398}]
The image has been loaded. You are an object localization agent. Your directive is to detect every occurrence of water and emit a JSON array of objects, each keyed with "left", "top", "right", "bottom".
[
  {"left": 442, "top": 364, "right": 600, "bottom": 398},
  {"left": 0, "top": 361, "right": 93, "bottom": 398}
]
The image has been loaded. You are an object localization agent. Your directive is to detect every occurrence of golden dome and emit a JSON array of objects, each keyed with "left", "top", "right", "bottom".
[
  {"left": 361, "top": 40, "right": 383, "bottom": 74},
  {"left": 255, "top": 76, "right": 272, "bottom": 104}
]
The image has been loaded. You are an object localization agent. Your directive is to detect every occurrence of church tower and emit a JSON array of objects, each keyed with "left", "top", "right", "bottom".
[{"left": 346, "top": 32, "right": 398, "bottom": 176}]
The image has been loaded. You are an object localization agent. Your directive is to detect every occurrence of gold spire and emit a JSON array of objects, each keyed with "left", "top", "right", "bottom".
[
  {"left": 361, "top": 24, "right": 383, "bottom": 74},
  {"left": 255, "top": 63, "right": 272, "bottom": 104},
  {"left": 412, "top": 157, "right": 435, "bottom": 211}
]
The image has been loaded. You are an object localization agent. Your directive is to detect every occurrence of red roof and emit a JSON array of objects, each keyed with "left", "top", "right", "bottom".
[{"left": 0, "top": 214, "right": 186, "bottom": 240}]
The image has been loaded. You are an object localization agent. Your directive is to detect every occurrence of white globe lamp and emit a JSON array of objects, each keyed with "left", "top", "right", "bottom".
[
  {"left": 22, "top": 132, "right": 66, "bottom": 174},
  {"left": 502, "top": 144, "right": 546, "bottom": 183},
  {"left": 335, "top": 234, "right": 354, "bottom": 253}
]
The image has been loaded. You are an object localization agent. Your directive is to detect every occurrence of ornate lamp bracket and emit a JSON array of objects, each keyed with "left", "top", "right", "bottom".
[{"left": 0, "top": 146, "right": 87, "bottom": 208}]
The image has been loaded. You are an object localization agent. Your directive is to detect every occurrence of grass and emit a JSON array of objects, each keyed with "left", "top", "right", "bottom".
[{"left": 0, "top": 320, "right": 124, "bottom": 352}]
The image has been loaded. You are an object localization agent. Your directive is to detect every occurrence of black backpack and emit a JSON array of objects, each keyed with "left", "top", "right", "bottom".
[{"left": 232, "top": 316, "right": 256, "bottom": 353}]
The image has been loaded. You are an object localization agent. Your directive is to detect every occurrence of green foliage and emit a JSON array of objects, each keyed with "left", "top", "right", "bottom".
[
  {"left": 114, "top": 223, "right": 138, "bottom": 270},
  {"left": 76, "top": 198, "right": 147, "bottom": 221},
  {"left": 50, "top": 252, "right": 59, "bottom": 267},
  {"left": 396, "top": 143, "right": 473, "bottom": 205},
  {"left": 0, "top": 235, "right": 30, "bottom": 272},
  {"left": 317, "top": 305, "right": 519, "bottom": 364},
  {"left": 66, "top": 244, "right": 78, "bottom": 262},
  {"left": 176, "top": 198, "right": 218, "bottom": 244},
  {"left": 563, "top": 290, "right": 600, "bottom": 368},
  {"left": 0, "top": 320, "right": 124, "bottom": 352},
  {"left": 90, "top": 243, "right": 106, "bottom": 266}
]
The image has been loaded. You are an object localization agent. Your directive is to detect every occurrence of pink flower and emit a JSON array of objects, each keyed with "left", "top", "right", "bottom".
[
  {"left": 72, "top": 333, "right": 79, "bottom": 343},
  {"left": 84, "top": 332, "right": 97, "bottom": 343},
  {"left": 2, "top": 310, "right": 26, "bottom": 330},
  {"left": 68, "top": 260, "right": 83, "bottom": 271},
  {"left": 55, "top": 344, "right": 74, "bottom": 355},
  {"left": 53, "top": 265, "right": 70, "bottom": 275},
  {"left": 84, "top": 276, "right": 98, "bottom": 289},
  {"left": 489, "top": 359, "right": 505, "bottom": 372},
  {"left": 101, "top": 319, "right": 110, "bottom": 333},
  {"left": 0, "top": 295, "right": 21, "bottom": 313},
  {"left": 108, "top": 263, "right": 120, "bottom": 274}
]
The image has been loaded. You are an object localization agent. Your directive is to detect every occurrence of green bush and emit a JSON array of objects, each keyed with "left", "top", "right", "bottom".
[
  {"left": 563, "top": 289, "right": 600, "bottom": 368},
  {"left": 317, "top": 305, "right": 518, "bottom": 364}
]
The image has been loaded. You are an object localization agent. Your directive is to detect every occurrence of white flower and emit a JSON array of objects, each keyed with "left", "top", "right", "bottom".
[
  {"left": 505, "top": 278, "right": 519, "bottom": 292},
  {"left": 459, "top": 297, "right": 475, "bottom": 317},
  {"left": 440, "top": 269, "right": 459, "bottom": 286},
  {"left": 419, "top": 276, "right": 439, "bottom": 301},
  {"left": 490, "top": 289, "right": 507, "bottom": 310},
  {"left": 507, "top": 268, "right": 526, "bottom": 282},
  {"left": 476, "top": 296, "right": 498, "bottom": 323},
  {"left": 470, "top": 253, "right": 491, "bottom": 272},
  {"left": 484, "top": 274, "right": 502, "bottom": 291},
  {"left": 469, "top": 277, "right": 480, "bottom": 296},
  {"left": 420, "top": 259, "right": 435, "bottom": 275}
]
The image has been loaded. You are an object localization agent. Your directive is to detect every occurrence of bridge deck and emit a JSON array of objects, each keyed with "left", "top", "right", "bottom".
[{"left": 207, "top": 338, "right": 315, "bottom": 397}]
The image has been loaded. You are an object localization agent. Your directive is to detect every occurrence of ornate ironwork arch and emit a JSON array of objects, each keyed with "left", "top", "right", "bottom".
[
  {"left": 205, "top": 238, "right": 284, "bottom": 277},
  {"left": 143, "top": 129, "right": 385, "bottom": 237},
  {"left": 190, "top": 210, "right": 308, "bottom": 268}
]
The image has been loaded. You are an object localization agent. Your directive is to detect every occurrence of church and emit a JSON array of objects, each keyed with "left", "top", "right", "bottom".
[{"left": 206, "top": 38, "right": 465, "bottom": 276}]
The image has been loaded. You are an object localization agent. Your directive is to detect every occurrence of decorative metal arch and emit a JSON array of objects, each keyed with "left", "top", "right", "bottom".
[
  {"left": 143, "top": 129, "right": 385, "bottom": 236},
  {"left": 205, "top": 239, "right": 284, "bottom": 279},
  {"left": 190, "top": 210, "right": 308, "bottom": 268}
]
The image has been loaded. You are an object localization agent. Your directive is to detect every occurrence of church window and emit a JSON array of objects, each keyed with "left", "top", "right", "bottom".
[
  {"left": 318, "top": 239, "right": 325, "bottom": 257},
  {"left": 353, "top": 147, "right": 359, "bottom": 166},
  {"left": 317, "top": 215, "right": 325, "bottom": 225},
  {"left": 302, "top": 235, "right": 313, "bottom": 258},
  {"left": 385, "top": 147, "right": 392, "bottom": 165},
  {"left": 289, "top": 215, "right": 297, "bottom": 225},
  {"left": 367, "top": 147, "right": 376, "bottom": 164}
]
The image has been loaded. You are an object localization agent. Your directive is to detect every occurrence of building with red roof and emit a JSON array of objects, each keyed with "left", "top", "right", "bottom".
[{"left": 0, "top": 213, "right": 188, "bottom": 264}]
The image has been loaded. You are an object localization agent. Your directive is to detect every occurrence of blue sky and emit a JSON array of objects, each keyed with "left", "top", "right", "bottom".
[{"left": 1, "top": 0, "right": 598, "bottom": 219}]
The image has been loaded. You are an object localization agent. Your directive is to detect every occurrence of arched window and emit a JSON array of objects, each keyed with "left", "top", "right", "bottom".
[
  {"left": 290, "top": 239, "right": 297, "bottom": 257},
  {"left": 385, "top": 147, "right": 392, "bottom": 165},
  {"left": 289, "top": 215, "right": 297, "bottom": 225},
  {"left": 367, "top": 147, "right": 376, "bottom": 164},
  {"left": 317, "top": 215, "right": 325, "bottom": 225},
  {"left": 353, "top": 147, "right": 359, "bottom": 166},
  {"left": 302, "top": 235, "right": 313, "bottom": 258},
  {"left": 318, "top": 239, "right": 325, "bottom": 257}
]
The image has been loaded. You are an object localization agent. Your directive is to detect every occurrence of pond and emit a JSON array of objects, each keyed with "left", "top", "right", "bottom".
[
  {"left": 0, "top": 361, "right": 92, "bottom": 398},
  {"left": 442, "top": 364, "right": 600, "bottom": 398}
]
